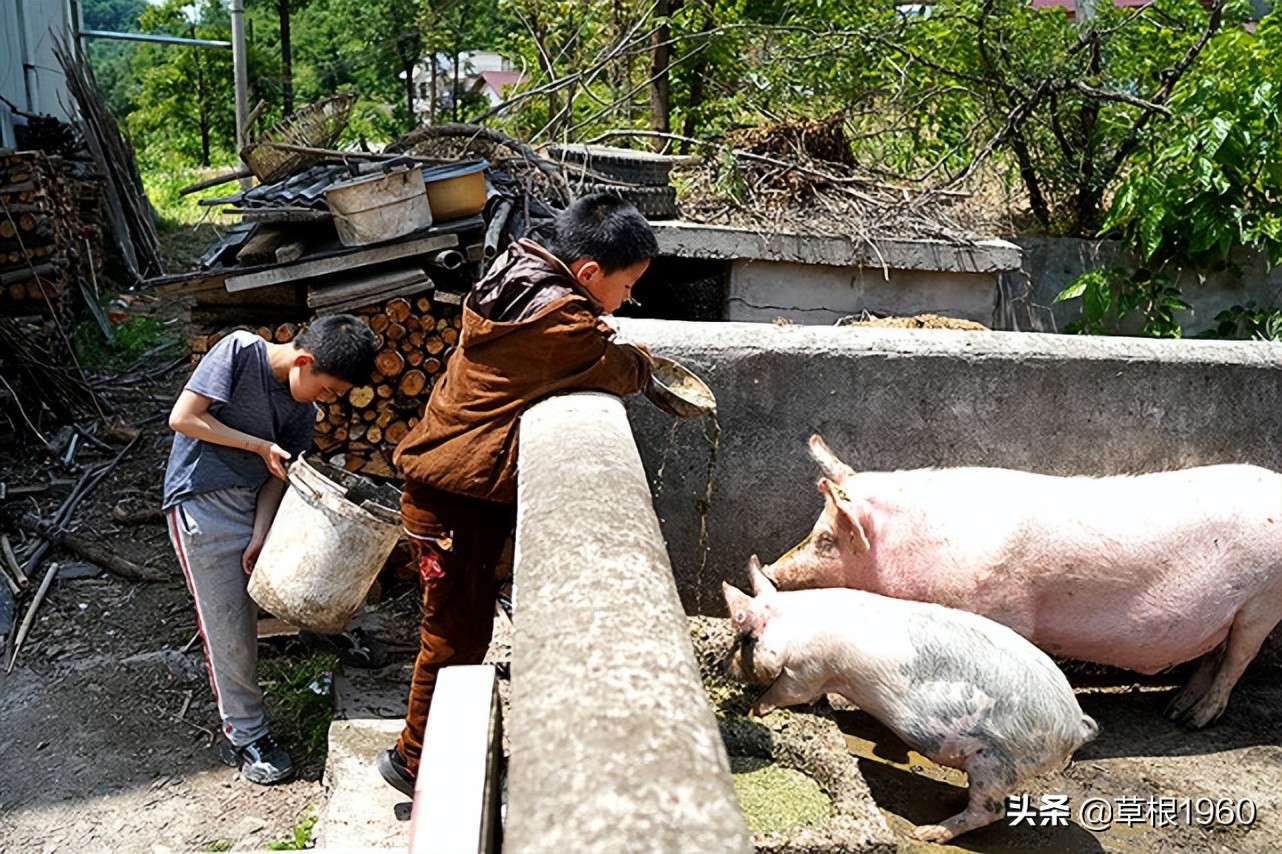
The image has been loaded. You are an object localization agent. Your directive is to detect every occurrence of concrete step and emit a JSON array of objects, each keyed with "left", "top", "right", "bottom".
[
  {"left": 315, "top": 717, "right": 409, "bottom": 851},
  {"left": 311, "top": 609, "right": 511, "bottom": 852},
  {"left": 312, "top": 662, "right": 415, "bottom": 851}
]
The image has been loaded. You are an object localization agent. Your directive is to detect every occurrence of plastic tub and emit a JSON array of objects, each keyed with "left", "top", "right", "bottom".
[
  {"left": 421, "top": 160, "right": 488, "bottom": 222},
  {"left": 248, "top": 455, "right": 402, "bottom": 634},
  {"left": 326, "top": 166, "right": 431, "bottom": 247}
]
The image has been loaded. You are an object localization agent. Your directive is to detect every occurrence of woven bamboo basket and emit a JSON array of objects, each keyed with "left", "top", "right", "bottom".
[{"left": 239, "top": 93, "right": 358, "bottom": 183}]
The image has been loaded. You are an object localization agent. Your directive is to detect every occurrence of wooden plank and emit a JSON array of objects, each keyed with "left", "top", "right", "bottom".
[
  {"left": 257, "top": 616, "right": 301, "bottom": 639},
  {"left": 226, "top": 232, "right": 458, "bottom": 293},
  {"left": 228, "top": 207, "right": 333, "bottom": 224},
  {"left": 154, "top": 272, "right": 228, "bottom": 297},
  {"left": 0, "top": 180, "right": 37, "bottom": 196},
  {"left": 308, "top": 267, "right": 431, "bottom": 309},
  {"left": 236, "top": 226, "right": 291, "bottom": 265},
  {"left": 194, "top": 281, "right": 302, "bottom": 308}
]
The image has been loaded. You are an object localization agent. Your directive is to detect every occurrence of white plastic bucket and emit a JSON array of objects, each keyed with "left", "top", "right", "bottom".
[
  {"left": 326, "top": 165, "right": 431, "bottom": 247},
  {"left": 248, "top": 455, "right": 401, "bottom": 634}
]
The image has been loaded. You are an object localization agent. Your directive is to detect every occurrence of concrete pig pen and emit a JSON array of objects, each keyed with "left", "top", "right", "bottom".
[{"left": 612, "top": 319, "right": 1281, "bottom": 852}]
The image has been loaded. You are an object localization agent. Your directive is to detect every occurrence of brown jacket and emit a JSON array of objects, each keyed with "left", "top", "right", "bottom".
[{"left": 393, "top": 239, "right": 651, "bottom": 505}]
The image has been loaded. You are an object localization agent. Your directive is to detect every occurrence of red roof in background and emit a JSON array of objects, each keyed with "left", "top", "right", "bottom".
[{"left": 476, "top": 71, "right": 523, "bottom": 93}]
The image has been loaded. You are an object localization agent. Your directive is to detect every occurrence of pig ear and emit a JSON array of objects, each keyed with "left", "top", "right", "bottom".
[
  {"left": 818, "top": 478, "right": 871, "bottom": 553},
  {"left": 722, "top": 582, "right": 758, "bottom": 633},
  {"left": 748, "top": 554, "right": 777, "bottom": 597},
  {"left": 808, "top": 434, "right": 855, "bottom": 482}
]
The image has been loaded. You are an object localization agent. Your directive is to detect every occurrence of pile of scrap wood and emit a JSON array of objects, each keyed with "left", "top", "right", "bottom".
[
  {"left": 672, "top": 111, "right": 982, "bottom": 246},
  {"left": 156, "top": 200, "right": 481, "bottom": 478},
  {"left": 153, "top": 115, "right": 569, "bottom": 478},
  {"left": 156, "top": 116, "right": 696, "bottom": 478},
  {"left": 53, "top": 38, "right": 164, "bottom": 281},
  {"left": 315, "top": 294, "right": 460, "bottom": 477}
]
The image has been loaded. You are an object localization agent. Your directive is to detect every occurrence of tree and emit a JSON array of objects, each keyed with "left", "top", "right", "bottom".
[
  {"left": 1055, "top": 8, "right": 1282, "bottom": 338},
  {"left": 1102, "top": 10, "right": 1282, "bottom": 270},
  {"left": 417, "top": 0, "right": 517, "bottom": 125},
  {"left": 248, "top": 0, "right": 317, "bottom": 116},
  {"left": 126, "top": 0, "right": 268, "bottom": 166}
]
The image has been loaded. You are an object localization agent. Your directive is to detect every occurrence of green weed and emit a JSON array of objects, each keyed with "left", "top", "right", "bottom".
[
  {"left": 266, "top": 812, "right": 317, "bottom": 851},
  {"left": 73, "top": 314, "right": 177, "bottom": 371},
  {"left": 259, "top": 651, "right": 338, "bottom": 763},
  {"left": 201, "top": 841, "right": 233, "bottom": 852},
  {"left": 142, "top": 157, "right": 240, "bottom": 229}
]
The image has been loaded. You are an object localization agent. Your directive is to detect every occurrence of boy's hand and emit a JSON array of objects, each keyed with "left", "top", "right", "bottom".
[
  {"left": 255, "top": 442, "right": 292, "bottom": 480},
  {"left": 242, "top": 534, "right": 266, "bottom": 576}
]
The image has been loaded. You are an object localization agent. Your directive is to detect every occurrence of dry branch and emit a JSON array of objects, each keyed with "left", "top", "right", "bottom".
[{"left": 14, "top": 513, "right": 163, "bottom": 583}]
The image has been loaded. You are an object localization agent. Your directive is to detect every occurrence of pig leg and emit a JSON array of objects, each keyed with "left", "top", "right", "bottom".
[
  {"left": 912, "top": 750, "right": 1011, "bottom": 843},
  {"left": 1167, "top": 595, "right": 1282, "bottom": 729},
  {"left": 1162, "top": 642, "right": 1223, "bottom": 723}
]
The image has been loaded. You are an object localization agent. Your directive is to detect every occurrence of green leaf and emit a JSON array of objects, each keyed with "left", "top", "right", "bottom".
[{"left": 1054, "top": 280, "right": 1088, "bottom": 302}]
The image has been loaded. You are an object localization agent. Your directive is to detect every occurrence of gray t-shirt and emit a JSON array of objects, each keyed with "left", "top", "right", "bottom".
[{"left": 162, "top": 331, "right": 316, "bottom": 510}]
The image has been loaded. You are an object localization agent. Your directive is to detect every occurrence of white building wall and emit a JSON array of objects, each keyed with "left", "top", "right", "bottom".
[{"left": 0, "top": 0, "right": 78, "bottom": 147}]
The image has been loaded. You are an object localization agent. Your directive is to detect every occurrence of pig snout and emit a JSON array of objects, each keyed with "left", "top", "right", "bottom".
[{"left": 722, "top": 634, "right": 775, "bottom": 688}]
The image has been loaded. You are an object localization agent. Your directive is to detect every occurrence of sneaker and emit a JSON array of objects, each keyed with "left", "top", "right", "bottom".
[
  {"left": 219, "top": 734, "right": 294, "bottom": 785},
  {"left": 377, "top": 746, "right": 416, "bottom": 796},
  {"left": 298, "top": 627, "right": 389, "bottom": 669}
]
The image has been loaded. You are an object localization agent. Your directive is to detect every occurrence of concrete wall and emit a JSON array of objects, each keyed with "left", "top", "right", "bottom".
[
  {"left": 1004, "top": 236, "right": 1282, "bottom": 335},
  {"left": 613, "top": 318, "right": 1282, "bottom": 615},
  {"left": 508, "top": 393, "right": 751, "bottom": 854},
  {"left": 727, "top": 259, "right": 998, "bottom": 325}
]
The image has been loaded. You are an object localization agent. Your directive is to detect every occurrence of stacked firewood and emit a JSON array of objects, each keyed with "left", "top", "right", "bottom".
[
  {"left": 186, "top": 290, "right": 463, "bottom": 479},
  {"left": 315, "top": 294, "right": 462, "bottom": 477},
  {"left": 0, "top": 151, "right": 107, "bottom": 317}
]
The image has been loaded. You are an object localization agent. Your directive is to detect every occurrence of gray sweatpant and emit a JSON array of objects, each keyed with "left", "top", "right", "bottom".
[{"left": 166, "top": 485, "right": 269, "bottom": 747}]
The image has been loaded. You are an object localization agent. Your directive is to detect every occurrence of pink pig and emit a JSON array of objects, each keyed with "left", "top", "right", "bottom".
[
  {"left": 759, "top": 434, "right": 1282, "bottom": 729},
  {"left": 724, "top": 558, "right": 1098, "bottom": 843}
]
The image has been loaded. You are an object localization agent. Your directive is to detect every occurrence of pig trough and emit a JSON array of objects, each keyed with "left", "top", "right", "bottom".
[{"left": 429, "top": 321, "right": 1281, "bottom": 852}]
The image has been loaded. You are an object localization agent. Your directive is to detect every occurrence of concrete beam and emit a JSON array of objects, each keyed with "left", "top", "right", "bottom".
[
  {"left": 507, "top": 392, "right": 751, "bottom": 854},
  {"left": 410, "top": 665, "right": 502, "bottom": 854},
  {"left": 653, "top": 220, "right": 1022, "bottom": 274}
]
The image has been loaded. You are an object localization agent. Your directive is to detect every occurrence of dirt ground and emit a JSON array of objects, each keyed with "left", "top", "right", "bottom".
[
  {"left": 0, "top": 226, "right": 418, "bottom": 853},
  {"left": 0, "top": 317, "right": 309, "bottom": 851},
  {"left": 0, "top": 225, "right": 1278, "bottom": 852}
]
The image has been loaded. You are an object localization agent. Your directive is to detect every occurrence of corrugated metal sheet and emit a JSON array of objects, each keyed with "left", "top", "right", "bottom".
[{"left": 0, "top": 0, "right": 77, "bottom": 130}]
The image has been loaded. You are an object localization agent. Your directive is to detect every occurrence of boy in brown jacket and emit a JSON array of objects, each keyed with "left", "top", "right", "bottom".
[{"left": 377, "top": 193, "right": 657, "bottom": 794}]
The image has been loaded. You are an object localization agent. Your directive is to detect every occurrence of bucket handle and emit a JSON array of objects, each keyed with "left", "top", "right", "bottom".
[
  {"left": 285, "top": 457, "right": 333, "bottom": 509},
  {"left": 285, "top": 460, "right": 401, "bottom": 528},
  {"left": 285, "top": 470, "right": 325, "bottom": 504}
]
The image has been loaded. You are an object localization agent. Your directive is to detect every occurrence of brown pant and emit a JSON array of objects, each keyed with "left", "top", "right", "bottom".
[{"left": 396, "top": 481, "right": 515, "bottom": 776}]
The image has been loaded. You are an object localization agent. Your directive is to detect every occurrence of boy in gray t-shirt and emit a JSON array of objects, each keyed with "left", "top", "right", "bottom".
[{"left": 163, "top": 315, "right": 375, "bottom": 785}]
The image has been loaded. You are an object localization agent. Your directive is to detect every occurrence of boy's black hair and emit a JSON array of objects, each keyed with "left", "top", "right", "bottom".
[
  {"left": 547, "top": 192, "right": 659, "bottom": 274},
  {"left": 294, "top": 314, "right": 377, "bottom": 386}
]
